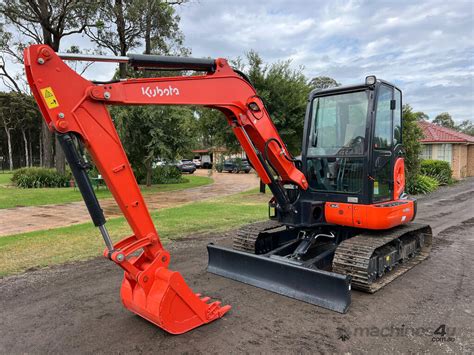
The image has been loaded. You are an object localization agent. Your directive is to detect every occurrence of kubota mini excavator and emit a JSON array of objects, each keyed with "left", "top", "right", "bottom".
[{"left": 24, "top": 45, "right": 432, "bottom": 334}]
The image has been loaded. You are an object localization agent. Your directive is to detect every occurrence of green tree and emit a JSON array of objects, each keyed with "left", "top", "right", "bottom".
[
  {"left": 0, "top": 92, "right": 17, "bottom": 170},
  {"left": 86, "top": 0, "right": 189, "bottom": 185},
  {"left": 0, "top": 0, "right": 97, "bottom": 52},
  {"left": 246, "top": 51, "right": 312, "bottom": 154},
  {"left": 85, "top": 0, "right": 186, "bottom": 78},
  {"left": 455, "top": 120, "right": 474, "bottom": 136},
  {"left": 309, "top": 76, "right": 341, "bottom": 90},
  {"left": 0, "top": 92, "right": 41, "bottom": 170},
  {"left": 8, "top": 93, "right": 40, "bottom": 167},
  {"left": 195, "top": 108, "right": 239, "bottom": 152},
  {"left": 414, "top": 111, "right": 429, "bottom": 121},
  {"left": 1, "top": 0, "right": 98, "bottom": 172},
  {"left": 402, "top": 104, "right": 424, "bottom": 183},
  {"left": 193, "top": 51, "right": 312, "bottom": 155},
  {"left": 113, "top": 105, "right": 196, "bottom": 186},
  {"left": 432, "top": 112, "right": 455, "bottom": 129}
]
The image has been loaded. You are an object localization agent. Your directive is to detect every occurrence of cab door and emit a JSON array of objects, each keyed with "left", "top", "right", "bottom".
[{"left": 371, "top": 84, "right": 400, "bottom": 203}]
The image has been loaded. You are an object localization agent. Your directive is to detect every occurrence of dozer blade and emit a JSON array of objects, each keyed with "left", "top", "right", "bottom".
[
  {"left": 207, "top": 244, "right": 351, "bottom": 313},
  {"left": 120, "top": 257, "right": 231, "bottom": 334}
]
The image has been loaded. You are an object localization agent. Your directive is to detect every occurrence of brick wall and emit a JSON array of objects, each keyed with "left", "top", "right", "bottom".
[
  {"left": 452, "top": 144, "right": 468, "bottom": 179},
  {"left": 467, "top": 145, "right": 474, "bottom": 177},
  {"left": 460, "top": 145, "right": 468, "bottom": 178}
]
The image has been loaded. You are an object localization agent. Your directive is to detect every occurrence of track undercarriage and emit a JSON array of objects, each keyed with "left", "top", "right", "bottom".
[
  {"left": 332, "top": 223, "right": 432, "bottom": 292},
  {"left": 207, "top": 220, "right": 432, "bottom": 313}
]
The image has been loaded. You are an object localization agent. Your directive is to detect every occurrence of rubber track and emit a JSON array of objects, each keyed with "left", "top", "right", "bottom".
[
  {"left": 232, "top": 220, "right": 285, "bottom": 253},
  {"left": 332, "top": 223, "right": 432, "bottom": 293}
]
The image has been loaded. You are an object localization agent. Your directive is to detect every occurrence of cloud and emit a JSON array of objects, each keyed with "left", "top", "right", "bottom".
[
  {"left": 175, "top": 0, "right": 473, "bottom": 122},
  {"left": 1, "top": 0, "right": 472, "bottom": 122}
]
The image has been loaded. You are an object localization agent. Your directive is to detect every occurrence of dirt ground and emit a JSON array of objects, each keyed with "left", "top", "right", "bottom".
[{"left": 1, "top": 179, "right": 473, "bottom": 353}]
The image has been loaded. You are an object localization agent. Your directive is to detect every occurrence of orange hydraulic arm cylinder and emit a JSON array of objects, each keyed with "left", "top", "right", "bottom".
[{"left": 24, "top": 44, "right": 307, "bottom": 334}]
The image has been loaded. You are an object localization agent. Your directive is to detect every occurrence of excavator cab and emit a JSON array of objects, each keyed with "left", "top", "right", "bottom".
[
  {"left": 253, "top": 76, "right": 410, "bottom": 229},
  {"left": 304, "top": 77, "right": 402, "bottom": 204}
]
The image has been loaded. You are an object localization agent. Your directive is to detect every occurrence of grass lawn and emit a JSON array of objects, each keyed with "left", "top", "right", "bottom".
[
  {"left": 0, "top": 173, "right": 13, "bottom": 185},
  {"left": 0, "top": 175, "right": 212, "bottom": 209},
  {"left": 0, "top": 189, "right": 268, "bottom": 277}
]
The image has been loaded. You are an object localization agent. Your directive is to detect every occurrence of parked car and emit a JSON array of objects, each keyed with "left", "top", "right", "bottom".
[
  {"left": 152, "top": 158, "right": 165, "bottom": 168},
  {"left": 176, "top": 159, "right": 196, "bottom": 174},
  {"left": 221, "top": 158, "right": 251, "bottom": 173},
  {"left": 200, "top": 154, "right": 213, "bottom": 169},
  {"left": 192, "top": 158, "right": 202, "bottom": 168},
  {"left": 193, "top": 155, "right": 213, "bottom": 169}
]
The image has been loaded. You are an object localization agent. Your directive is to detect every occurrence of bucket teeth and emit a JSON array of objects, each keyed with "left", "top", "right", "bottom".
[
  {"left": 218, "top": 305, "right": 232, "bottom": 316},
  {"left": 120, "top": 267, "right": 231, "bottom": 334}
]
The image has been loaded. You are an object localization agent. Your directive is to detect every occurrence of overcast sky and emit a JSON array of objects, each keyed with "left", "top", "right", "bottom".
[{"left": 2, "top": 0, "right": 473, "bottom": 122}]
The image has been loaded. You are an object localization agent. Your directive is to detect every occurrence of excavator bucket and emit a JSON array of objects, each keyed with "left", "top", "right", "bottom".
[
  {"left": 207, "top": 244, "right": 351, "bottom": 313},
  {"left": 119, "top": 256, "right": 231, "bottom": 334}
]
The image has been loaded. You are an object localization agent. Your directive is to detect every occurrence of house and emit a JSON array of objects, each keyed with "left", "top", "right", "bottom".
[{"left": 418, "top": 120, "right": 474, "bottom": 179}]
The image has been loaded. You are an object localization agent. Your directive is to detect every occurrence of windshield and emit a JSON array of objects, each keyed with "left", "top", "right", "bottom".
[{"left": 308, "top": 91, "right": 369, "bottom": 156}]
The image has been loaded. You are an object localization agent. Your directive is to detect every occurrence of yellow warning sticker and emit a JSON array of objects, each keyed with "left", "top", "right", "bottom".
[{"left": 40, "top": 87, "right": 59, "bottom": 109}]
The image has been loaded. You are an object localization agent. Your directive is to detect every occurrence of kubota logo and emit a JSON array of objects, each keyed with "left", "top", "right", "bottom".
[{"left": 141, "top": 85, "right": 180, "bottom": 97}]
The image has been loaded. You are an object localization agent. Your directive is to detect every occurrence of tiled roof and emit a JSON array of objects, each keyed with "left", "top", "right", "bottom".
[{"left": 418, "top": 120, "right": 474, "bottom": 143}]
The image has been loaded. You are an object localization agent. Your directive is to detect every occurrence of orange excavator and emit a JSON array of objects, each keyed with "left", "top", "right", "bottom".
[{"left": 24, "top": 45, "right": 432, "bottom": 334}]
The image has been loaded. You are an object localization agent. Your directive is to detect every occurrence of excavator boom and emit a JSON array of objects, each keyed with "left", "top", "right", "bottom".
[{"left": 24, "top": 45, "right": 310, "bottom": 334}]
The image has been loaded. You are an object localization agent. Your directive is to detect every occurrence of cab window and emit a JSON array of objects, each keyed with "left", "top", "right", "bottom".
[
  {"left": 374, "top": 85, "right": 393, "bottom": 149},
  {"left": 393, "top": 89, "right": 402, "bottom": 146}
]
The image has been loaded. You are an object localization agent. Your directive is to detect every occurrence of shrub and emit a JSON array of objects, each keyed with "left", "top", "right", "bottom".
[
  {"left": 402, "top": 105, "right": 424, "bottom": 183},
  {"left": 12, "top": 167, "right": 71, "bottom": 188},
  {"left": 233, "top": 157, "right": 244, "bottom": 172},
  {"left": 420, "top": 159, "right": 453, "bottom": 185},
  {"left": 215, "top": 157, "right": 225, "bottom": 173},
  {"left": 215, "top": 162, "right": 224, "bottom": 173},
  {"left": 135, "top": 165, "right": 184, "bottom": 185},
  {"left": 406, "top": 174, "right": 439, "bottom": 195},
  {"left": 151, "top": 165, "right": 184, "bottom": 184}
]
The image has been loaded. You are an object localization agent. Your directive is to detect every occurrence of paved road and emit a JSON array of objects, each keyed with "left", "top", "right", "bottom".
[
  {"left": 0, "top": 179, "right": 473, "bottom": 353},
  {"left": 0, "top": 170, "right": 259, "bottom": 237}
]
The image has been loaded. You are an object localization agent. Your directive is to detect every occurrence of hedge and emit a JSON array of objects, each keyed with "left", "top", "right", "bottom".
[
  {"left": 135, "top": 165, "right": 184, "bottom": 185},
  {"left": 12, "top": 167, "right": 71, "bottom": 188},
  {"left": 420, "top": 159, "right": 453, "bottom": 185},
  {"left": 406, "top": 174, "right": 439, "bottom": 195}
]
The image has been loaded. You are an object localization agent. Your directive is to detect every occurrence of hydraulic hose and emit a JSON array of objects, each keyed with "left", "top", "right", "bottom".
[{"left": 264, "top": 137, "right": 299, "bottom": 164}]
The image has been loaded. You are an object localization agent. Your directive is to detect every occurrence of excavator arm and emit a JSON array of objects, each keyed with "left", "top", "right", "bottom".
[{"left": 24, "top": 45, "right": 308, "bottom": 334}]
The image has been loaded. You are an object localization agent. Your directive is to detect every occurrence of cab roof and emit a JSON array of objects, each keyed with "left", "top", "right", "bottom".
[{"left": 309, "top": 78, "right": 400, "bottom": 99}]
